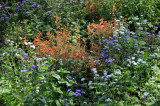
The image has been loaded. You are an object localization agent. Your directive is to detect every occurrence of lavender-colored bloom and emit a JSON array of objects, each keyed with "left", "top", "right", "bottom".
[
  {"left": 0, "top": 17, "right": 4, "bottom": 20},
  {"left": 134, "top": 45, "right": 138, "bottom": 48},
  {"left": 81, "top": 84, "right": 85, "bottom": 87},
  {"left": 107, "top": 41, "right": 114, "bottom": 45},
  {"left": 18, "top": 48, "right": 22, "bottom": 50},
  {"left": 81, "top": 91, "right": 86, "bottom": 94},
  {"left": 154, "top": 26, "right": 158, "bottom": 29},
  {"left": 5, "top": 7, "right": 10, "bottom": 9},
  {"left": 48, "top": 11, "right": 51, "bottom": 13},
  {"left": 21, "top": 70, "right": 27, "bottom": 73},
  {"left": 30, "top": 65, "right": 37, "bottom": 68},
  {"left": 145, "top": 32, "right": 151, "bottom": 35},
  {"left": 113, "top": 40, "right": 118, "bottom": 42},
  {"left": 67, "top": 89, "right": 71, "bottom": 92},
  {"left": 66, "top": 75, "right": 72, "bottom": 79},
  {"left": 132, "top": 53, "right": 137, "bottom": 56},
  {"left": 37, "top": 5, "right": 40, "bottom": 8},
  {"left": 65, "top": 99, "right": 69, "bottom": 102},
  {"left": 105, "top": 59, "right": 113, "bottom": 63},
  {"left": 26, "top": 11, "right": 29, "bottom": 14},
  {"left": 21, "top": 90, "right": 24, "bottom": 93},
  {"left": 76, "top": 90, "right": 81, "bottom": 93},
  {"left": 22, "top": 53, "right": 28, "bottom": 57}
]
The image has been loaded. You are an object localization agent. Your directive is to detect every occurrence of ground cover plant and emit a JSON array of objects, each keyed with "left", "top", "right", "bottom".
[{"left": 0, "top": 0, "right": 160, "bottom": 105}]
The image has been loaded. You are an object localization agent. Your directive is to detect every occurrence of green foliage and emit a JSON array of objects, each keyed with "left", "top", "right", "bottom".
[{"left": 0, "top": 0, "right": 160, "bottom": 105}]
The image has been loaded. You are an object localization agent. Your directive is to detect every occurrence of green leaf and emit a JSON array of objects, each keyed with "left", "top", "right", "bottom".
[{"left": 52, "top": 73, "right": 61, "bottom": 80}]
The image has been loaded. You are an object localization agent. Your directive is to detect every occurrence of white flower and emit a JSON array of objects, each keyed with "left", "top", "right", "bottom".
[
  {"left": 115, "top": 20, "right": 120, "bottom": 22},
  {"left": 143, "top": 20, "right": 147, "bottom": 24},
  {"left": 30, "top": 45, "right": 35, "bottom": 49},
  {"left": 28, "top": 42, "right": 32, "bottom": 45},
  {"left": 81, "top": 78, "right": 85, "bottom": 81},
  {"left": 6, "top": 39, "right": 10, "bottom": 42},
  {"left": 119, "top": 31, "right": 124, "bottom": 35},
  {"left": 115, "top": 71, "right": 121, "bottom": 75},
  {"left": 157, "top": 85, "right": 160, "bottom": 89},
  {"left": 92, "top": 68, "right": 97, "bottom": 74},
  {"left": 15, "top": 53, "right": 20, "bottom": 57},
  {"left": 132, "top": 57, "right": 135, "bottom": 60},
  {"left": 105, "top": 98, "right": 111, "bottom": 102},
  {"left": 35, "top": 90, "right": 39, "bottom": 93},
  {"left": 138, "top": 27, "right": 143, "bottom": 30},
  {"left": 88, "top": 81, "right": 92, "bottom": 85},
  {"left": 143, "top": 92, "right": 148, "bottom": 96},
  {"left": 24, "top": 42, "right": 28, "bottom": 45},
  {"left": 137, "top": 58, "right": 143, "bottom": 62}
]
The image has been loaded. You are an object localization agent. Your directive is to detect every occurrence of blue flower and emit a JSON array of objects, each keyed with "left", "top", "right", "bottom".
[
  {"left": 67, "top": 89, "right": 71, "bottom": 92},
  {"left": 26, "top": 11, "right": 29, "bottom": 14},
  {"left": 22, "top": 53, "right": 28, "bottom": 58},
  {"left": 81, "top": 91, "right": 86, "bottom": 94},
  {"left": 30, "top": 65, "right": 37, "bottom": 69},
  {"left": 76, "top": 90, "right": 81, "bottom": 93},
  {"left": 21, "top": 70, "right": 27, "bottom": 73},
  {"left": 65, "top": 99, "right": 69, "bottom": 102},
  {"left": 107, "top": 41, "right": 114, "bottom": 45},
  {"left": 66, "top": 75, "right": 72, "bottom": 79},
  {"left": 105, "top": 59, "right": 113, "bottom": 63}
]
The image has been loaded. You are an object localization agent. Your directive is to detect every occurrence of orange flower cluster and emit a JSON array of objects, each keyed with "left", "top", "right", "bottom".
[{"left": 33, "top": 29, "right": 86, "bottom": 63}]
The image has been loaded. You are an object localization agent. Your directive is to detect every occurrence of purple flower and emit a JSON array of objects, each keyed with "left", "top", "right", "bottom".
[
  {"left": 132, "top": 53, "right": 137, "bottom": 56},
  {"left": 66, "top": 75, "right": 72, "bottom": 79},
  {"left": 5, "top": 7, "right": 10, "bottom": 9},
  {"left": 0, "top": 17, "right": 4, "bottom": 20},
  {"left": 113, "top": 40, "right": 118, "bottom": 42},
  {"left": 107, "top": 41, "right": 114, "bottom": 45},
  {"left": 22, "top": 53, "right": 28, "bottom": 58},
  {"left": 145, "top": 32, "right": 151, "bottom": 35},
  {"left": 105, "top": 59, "right": 113, "bottom": 63},
  {"left": 26, "top": 11, "right": 29, "bottom": 14},
  {"left": 37, "top": 5, "right": 40, "bottom": 8},
  {"left": 74, "top": 92, "right": 81, "bottom": 97},
  {"left": 81, "top": 84, "right": 85, "bottom": 87},
  {"left": 30, "top": 65, "right": 37, "bottom": 68},
  {"left": 48, "top": 11, "right": 51, "bottom": 13},
  {"left": 18, "top": 48, "right": 22, "bottom": 50},
  {"left": 76, "top": 90, "right": 81, "bottom": 93},
  {"left": 134, "top": 45, "right": 138, "bottom": 48},
  {"left": 21, "top": 70, "right": 27, "bottom": 73},
  {"left": 65, "top": 99, "right": 69, "bottom": 102},
  {"left": 21, "top": 90, "right": 24, "bottom": 93},
  {"left": 81, "top": 91, "right": 86, "bottom": 94},
  {"left": 67, "top": 89, "right": 71, "bottom": 92},
  {"left": 154, "top": 26, "right": 158, "bottom": 29}
]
